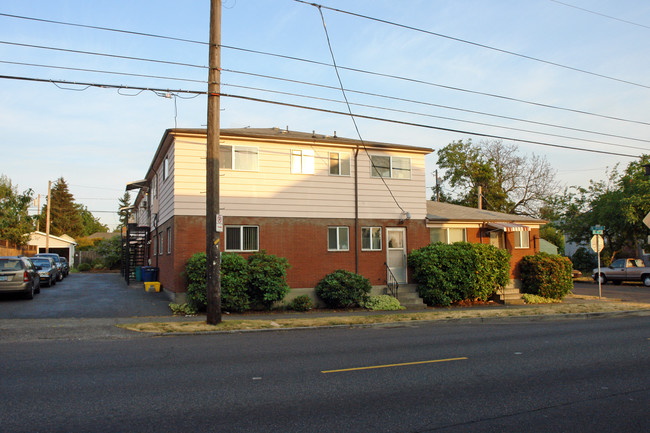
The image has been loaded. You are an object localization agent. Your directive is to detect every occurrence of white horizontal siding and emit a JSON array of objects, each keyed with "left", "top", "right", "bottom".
[{"left": 171, "top": 136, "right": 429, "bottom": 219}]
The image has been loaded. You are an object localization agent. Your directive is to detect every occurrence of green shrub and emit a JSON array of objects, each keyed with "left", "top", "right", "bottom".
[
  {"left": 183, "top": 250, "right": 291, "bottom": 312},
  {"left": 220, "top": 253, "right": 250, "bottom": 313},
  {"left": 408, "top": 242, "right": 511, "bottom": 306},
  {"left": 520, "top": 253, "right": 573, "bottom": 300},
  {"left": 361, "top": 295, "right": 405, "bottom": 311},
  {"left": 315, "top": 270, "right": 371, "bottom": 308},
  {"left": 78, "top": 263, "right": 91, "bottom": 272},
  {"left": 570, "top": 247, "right": 598, "bottom": 274},
  {"left": 288, "top": 295, "right": 313, "bottom": 312},
  {"left": 522, "top": 293, "right": 561, "bottom": 304},
  {"left": 169, "top": 303, "right": 198, "bottom": 315},
  {"left": 247, "top": 251, "right": 291, "bottom": 309}
]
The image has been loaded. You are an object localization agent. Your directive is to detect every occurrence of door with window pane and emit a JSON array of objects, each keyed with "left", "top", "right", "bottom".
[{"left": 386, "top": 227, "right": 407, "bottom": 284}]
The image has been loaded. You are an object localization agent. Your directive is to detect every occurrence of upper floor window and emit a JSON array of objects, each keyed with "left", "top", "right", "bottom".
[
  {"left": 151, "top": 174, "right": 157, "bottom": 198},
  {"left": 291, "top": 149, "right": 314, "bottom": 174},
  {"left": 220, "top": 145, "right": 259, "bottom": 171},
  {"left": 514, "top": 231, "right": 530, "bottom": 249},
  {"left": 370, "top": 155, "right": 411, "bottom": 179},
  {"left": 329, "top": 152, "right": 351, "bottom": 176},
  {"left": 162, "top": 156, "right": 169, "bottom": 180}
]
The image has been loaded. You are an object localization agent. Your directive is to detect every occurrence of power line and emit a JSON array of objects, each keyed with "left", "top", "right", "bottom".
[
  {"left": 294, "top": 0, "right": 650, "bottom": 90},
  {"left": 0, "top": 73, "right": 642, "bottom": 158},
  {"left": 549, "top": 0, "right": 650, "bottom": 30}
]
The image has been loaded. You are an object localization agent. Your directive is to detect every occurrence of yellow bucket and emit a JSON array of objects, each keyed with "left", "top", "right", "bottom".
[{"left": 144, "top": 281, "right": 161, "bottom": 292}]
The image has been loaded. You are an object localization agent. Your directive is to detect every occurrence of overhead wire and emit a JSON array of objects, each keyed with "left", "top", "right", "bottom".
[
  {"left": 294, "top": 0, "right": 650, "bottom": 90},
  {"left": 0, "top": 73, "right": 643, "bottom": 158},
  {"left": 549, "top": 0, "right": 650, "bottom": 30}
]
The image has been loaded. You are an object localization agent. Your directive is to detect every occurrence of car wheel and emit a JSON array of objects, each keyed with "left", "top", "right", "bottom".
[
  {"left": 35, "top": 280, "right": 40, "bottom": 294},
  {"left": 51, "top": 277, "right": 56, "bottom": 286},
  {"left": 598, "top": 274, "right": 607, "bottom": 284},
  {"left": 643, "top": 275, "right": 650, "bottom": 287},
  {"left": 24, "top": 284, "right": 34, "bottom": 300},
  {"left": 57, "top": 273, "right": 63, "bottom": 282}
]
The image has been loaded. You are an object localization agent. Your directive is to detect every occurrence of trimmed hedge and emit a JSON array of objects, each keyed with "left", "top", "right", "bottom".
[
  {"left": 520, "top": 252, "right": 573, "bottom": 300},
  {"left": 408, "top": 242, "right": 511, "bottom": 306},
  {"left": 184, "top": 250, "right": 290, "bottom": 312},
  {"left": 315, "top": 269, "right": 371, "bottom": 308}
]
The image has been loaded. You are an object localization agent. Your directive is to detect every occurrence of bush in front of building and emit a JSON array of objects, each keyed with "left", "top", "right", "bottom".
[
  {"left": 184, "top": 250, "right": 291, "bottom": 312},
  {"left": 288, "top": 295, "right": 313, "bottom": 312},
  {"left": 520, "top": 252, "right": 573, "bottom": 300},
  {"left": 361, "top": 295, "right": 405, "bottom": 311},
  {"left": 408, "top": 242, "right": 511, "bottom": 307},
  {"left": 315, "top": 269, "right": 372, "bottom": 308},
  {"left": 77, "top": 263, "right": 92, "bottom": 272},
  {"left": 247, "top": 251, "right": 291, "bottom": 309}
]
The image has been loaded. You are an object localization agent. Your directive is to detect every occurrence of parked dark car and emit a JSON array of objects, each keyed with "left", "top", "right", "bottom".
[
  {"left": 35, "top": 253, "right": 64, "bottom": 281},
  {"left": 60, "top": 257, "right": 70, "bottom": 277},
  {"left": 0, "top": 256, "right": 41, "bottom": 299},
  {"left": 29, "top": 256, "right": 58, "bottom": 287}
]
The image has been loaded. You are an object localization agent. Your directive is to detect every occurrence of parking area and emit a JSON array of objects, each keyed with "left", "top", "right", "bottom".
[
  {"left": 0, "top": 272, "right": 173, "bottom": 319},
  {"left": 572, "top": 281, "right": 650, "bottom": 304}
]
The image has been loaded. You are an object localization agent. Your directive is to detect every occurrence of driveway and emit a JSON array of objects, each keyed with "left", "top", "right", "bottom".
[
  {"left": 0, "top": 272, "right": 173, "bottom": 319},
  {"left": 572, "top": 281, "right": 650, "bottom": 304}
]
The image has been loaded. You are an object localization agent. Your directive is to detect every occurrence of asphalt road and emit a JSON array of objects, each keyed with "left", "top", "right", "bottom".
[
  {"left": 0, "top": 272, "right": 172, "bottom": 319},
  {"left": 1, "top": 316, "right": 648, "bottom": 432},
  {"left": 572, "top": 281, "right": 650, "bottom": 303}
]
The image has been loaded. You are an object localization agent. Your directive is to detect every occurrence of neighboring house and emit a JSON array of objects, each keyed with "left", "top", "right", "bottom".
[
  {"left": 27, "top": 231, "right": 77, "bottom": 261},
  {"left": 426, "top": 201, "right": 546, "bottom": 286},
  {"left": 539, "top": 238, "right": 559, "bottom": 255},
  {"left": 125, "top": 127, "right": 433, "bottom": 302}
]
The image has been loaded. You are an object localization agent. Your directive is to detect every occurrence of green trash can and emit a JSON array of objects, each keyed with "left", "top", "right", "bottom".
[{"left": 135, "top": 266, "right": 142, "bottom": 282}]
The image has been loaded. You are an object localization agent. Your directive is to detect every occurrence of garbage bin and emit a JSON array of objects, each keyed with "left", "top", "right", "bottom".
[
  {"left": 141, "top": 266, "right": 158, "bottom": 282},
  {"left": 135, "top": 266, "right": 142, "bottom": 282}
]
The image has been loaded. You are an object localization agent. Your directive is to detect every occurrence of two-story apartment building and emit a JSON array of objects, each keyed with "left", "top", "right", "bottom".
[{"left": 127, "top": 127, "right": 434, "bottom": 302}]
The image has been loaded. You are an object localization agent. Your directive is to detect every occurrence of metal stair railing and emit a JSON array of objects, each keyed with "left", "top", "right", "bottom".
[{"left": 385, "top": 262, "right": 399, "bottom": 299}]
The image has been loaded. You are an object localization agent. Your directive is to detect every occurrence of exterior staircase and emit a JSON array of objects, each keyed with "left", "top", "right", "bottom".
[
  {"left": 391, "top": 284, "right": 428, "bottom": 310},
  {"left": 498, "top": 287, "right": 525, "bottom": 305}
]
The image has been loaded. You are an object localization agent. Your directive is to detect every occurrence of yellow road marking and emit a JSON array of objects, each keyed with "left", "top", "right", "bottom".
[{"left": 321, "top": 357, "right": 468, "bottom": 374}]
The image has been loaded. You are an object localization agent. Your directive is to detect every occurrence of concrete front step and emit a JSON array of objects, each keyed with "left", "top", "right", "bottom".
[
  {"left": 498, "top": 288, "right": 525, "bottom": 305},
  {"left": 391, "top": 284, "right": 428, "bottom": 309}
]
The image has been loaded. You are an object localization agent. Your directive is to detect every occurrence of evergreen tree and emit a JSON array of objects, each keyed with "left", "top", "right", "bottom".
[
  {"left": 0, "top": 175, "right": 35, "bottom": 246},
  {"left": 117, "top": 191, "right": 132, "bottom": 229},
  {"left": 43, "top": 177, "right": 84, "bottom": 238}
]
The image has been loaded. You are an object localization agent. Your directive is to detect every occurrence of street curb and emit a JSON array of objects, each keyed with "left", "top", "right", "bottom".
[{"left": 132, "top": 308, "right": 650, "bottom": 337}]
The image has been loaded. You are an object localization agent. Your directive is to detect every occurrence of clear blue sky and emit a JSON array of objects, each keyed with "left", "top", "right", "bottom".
[{"left": 1, "top": 0, "right": 649, "bottom": 230}]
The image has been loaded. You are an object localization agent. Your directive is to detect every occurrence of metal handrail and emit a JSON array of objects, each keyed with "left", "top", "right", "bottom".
[{"left": 385, "top": 263, "right": 399, "bottom": 299}]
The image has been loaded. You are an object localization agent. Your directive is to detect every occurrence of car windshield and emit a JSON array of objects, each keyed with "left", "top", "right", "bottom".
[
  {"left": 31, "top": 259, "right": 51, "bottom": 268},
  {"left": 0, "top": 259, "right": 23, "bottom": 271}
]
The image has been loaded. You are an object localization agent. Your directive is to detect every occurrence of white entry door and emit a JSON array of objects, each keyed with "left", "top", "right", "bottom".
[{"left": 386, "top": 227, "right": 407, "bottom": 284}]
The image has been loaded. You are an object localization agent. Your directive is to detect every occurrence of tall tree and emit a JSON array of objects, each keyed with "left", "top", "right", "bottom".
[
  {"left": 41, "top": 177, "right": 84, "bottom": 238},
  {"left": 560, "top": 156, "right": 650, "bottom": 262},
  {"left": 76, "top": 203, "right": 109, "bottom": 236},
  {"left": 117, "top": 191, "right": 132, "bottom": 229},
  {"left": 0, "top": 175, "right": 35, "bottom": 246},
  {"left": 436, "top": 139, "right": 559, "bottom": 216}
]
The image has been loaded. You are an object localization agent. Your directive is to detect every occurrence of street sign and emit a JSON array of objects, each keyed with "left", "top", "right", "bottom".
[
  {"left": 216, "top": 214, "right": 223, "bottom": 232},
  {"left": 591, "top": 225, "right": 604, "bottom": 235},
  {"left": 590, "top": 235, "right": 604, "bottom": 253}
]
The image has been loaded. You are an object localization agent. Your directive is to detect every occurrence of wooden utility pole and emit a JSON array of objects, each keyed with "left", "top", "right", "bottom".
[
  {"left": 206, "top": 0, "right": 222, "bottom": 325},
  {"left": 45, "top": 181, "right": 52, "bottom": 253},
  {"left": 477, "top": 185, "right": 482, "bottom": 210}
]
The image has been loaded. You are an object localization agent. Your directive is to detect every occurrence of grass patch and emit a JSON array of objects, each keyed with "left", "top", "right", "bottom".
[{"left": 117, "top": 301, "right": 649, "bottom": 334}]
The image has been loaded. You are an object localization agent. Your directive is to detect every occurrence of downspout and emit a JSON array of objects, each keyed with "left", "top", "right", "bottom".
[{"left": 354, "top": 146, "right": 359, "bottom": 274}]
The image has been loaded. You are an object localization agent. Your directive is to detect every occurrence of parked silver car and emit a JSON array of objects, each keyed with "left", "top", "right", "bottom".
[
  {"left": 35, "top": 253, "right": 64, "bottom": 281},
  {"left": 29, "top": 256, "right": 58, "bottom": 287},
  {"left": 0, "top": 256, "right": 41, "bottom": 299}
]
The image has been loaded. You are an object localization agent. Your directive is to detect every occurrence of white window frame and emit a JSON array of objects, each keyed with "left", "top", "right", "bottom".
[
  {"left": 220, "top": 145, "right": 259, "bottom": 171},
  {"left": 167, "top": 227, "right": 172, "bottom": 254},
  {"left": 225, "top": 225, "right": 259, "bottom": 252},
  {"left": 370, "top": 155, "right": 411, "bottom": 179},
  {"left": 162, "top": 156, "right": 169, "bottom": 180},
  {"left": 152, "top": 235, "right": 157, "bottom": 256},
  {"left": 328, "top": 226, "right": 349, "bottom": 251},
  {"left": 430, "top": 227, "right": 467, "bottom": 244},
  {"left": 515, "top": 231, "right": 530, "bottom": 249},
  {"left": 159, "top": 232, "right": 164, "bottom": 255},
  {"left": 291, "top": 149, "right": 314, "bottom": 174},
  {"left": 151, "top": 174, "right": 157, "bottom": 199},
  {"left": 361, "top": 227, "right": 382, "bottom": 251},
  {"left": 329, "top": 152, "right": 351, "bottom": 176}
]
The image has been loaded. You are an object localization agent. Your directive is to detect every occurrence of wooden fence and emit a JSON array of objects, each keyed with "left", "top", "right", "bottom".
[{"left": 0, "top": 239, "right": 37, "bottom": 256}]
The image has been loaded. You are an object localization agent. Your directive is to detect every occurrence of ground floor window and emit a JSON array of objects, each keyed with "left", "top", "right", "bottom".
[
  {"left": 430, "top": 228, "right": 466, "bottom": 244},
  {"left": 225, "top": 225, "right": 259, "bottom": 252},
  {"left": 361, "top": 227, "right": 382, "bottom": 251},
  {"left": 328, "top": 226, "right": 349, "bottom": 251},
  {"left": 515, "top": 231, "right": 530, "bottom": 248},
  {"left": 167, "top": 228, "right": 172, "bottom": 254}
]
